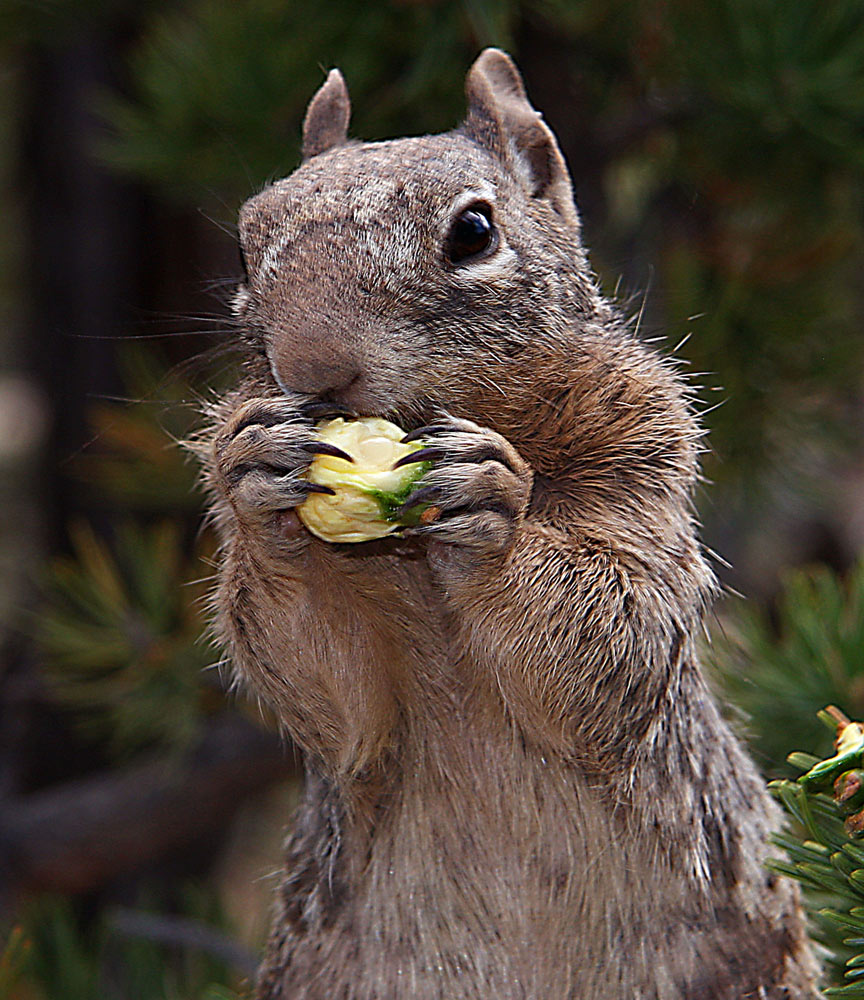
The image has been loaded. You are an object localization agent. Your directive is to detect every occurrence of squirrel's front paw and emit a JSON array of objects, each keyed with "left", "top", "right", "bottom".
[
  {"left": 213, "top": 397, "right": 355, "bottom": 528},
  {"left": 396, "top": 415, "right": 532, "bottom": 563}
]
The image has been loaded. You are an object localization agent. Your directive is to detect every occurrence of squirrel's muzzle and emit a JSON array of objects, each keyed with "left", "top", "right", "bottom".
[
  {"left": 261, "top": 265, "right": 377, "bottom": 408},
  {"left": 271, "top": 349, "right": 364, "bottom": 406}
]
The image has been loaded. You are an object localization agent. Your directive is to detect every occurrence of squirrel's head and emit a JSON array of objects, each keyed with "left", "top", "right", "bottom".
[{"left": 234, "top": 50, "right": 602, "bottom": 425}]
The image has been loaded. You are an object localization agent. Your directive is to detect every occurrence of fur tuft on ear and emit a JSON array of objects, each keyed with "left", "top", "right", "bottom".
[
  {"left": 464, "top": 49, "right": 577, "bottom": 226},
  {"left": 302, "top": 68, "right": 351, "bottom": 161}
]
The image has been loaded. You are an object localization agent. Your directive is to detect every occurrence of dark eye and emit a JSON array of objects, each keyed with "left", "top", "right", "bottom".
[{"left": 445, "top": 203, "right": 496, "bottom": 264}]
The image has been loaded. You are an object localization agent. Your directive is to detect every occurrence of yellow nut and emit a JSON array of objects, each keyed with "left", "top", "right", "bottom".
[{"left": 298, "top": 417, "right": 429, "bottom": 543}]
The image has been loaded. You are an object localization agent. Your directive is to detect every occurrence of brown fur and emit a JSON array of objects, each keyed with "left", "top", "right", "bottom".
[{"left": 197, "top": 49, "right": 820, "bottom": 999}]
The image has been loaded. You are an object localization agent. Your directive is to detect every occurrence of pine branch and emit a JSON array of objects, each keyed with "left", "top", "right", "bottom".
[{"left": 772, "top": 708, "right": 864, "bottom": 993}]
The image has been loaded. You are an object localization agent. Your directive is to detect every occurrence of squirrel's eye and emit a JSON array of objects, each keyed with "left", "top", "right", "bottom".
[{"left": 445, "top": 203, "right": 495, "bottom": 264}]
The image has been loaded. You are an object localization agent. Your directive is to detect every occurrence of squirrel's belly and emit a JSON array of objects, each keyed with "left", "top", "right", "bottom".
[{"left": 257, "top": 749, "right": 818, "bottom": 1000}]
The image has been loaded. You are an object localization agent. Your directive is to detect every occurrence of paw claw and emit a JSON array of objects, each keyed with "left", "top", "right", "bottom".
[
  {"left": 392, "top": 446, "right": 442, "bottom": 470},
  {"left": 228, "top": 398, "right": 305, "bottom": 437},
  {"left": 302, "top": 441, "right": 354, "bottom": 463},
  {"left": 401, "top": 424, "right": 450, "bottom": 444},
  {"left": 396, "top": 485, "right": 441, "bottom": 515},
  {"left": 302, "top": 482, "right": 336, "bottom": 496}
]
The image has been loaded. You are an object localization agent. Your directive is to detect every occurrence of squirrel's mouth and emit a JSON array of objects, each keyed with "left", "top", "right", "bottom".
[
  {"left": 271, "top": 345, "right": 445, "bottom": 431},
  {"left": 296, "top": 400, "right": 430, "bottom": 441},
  {"left": 299, "top": 395, "right": 440, "bottom": 436}
]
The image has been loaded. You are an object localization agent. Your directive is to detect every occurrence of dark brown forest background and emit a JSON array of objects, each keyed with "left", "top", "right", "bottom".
[{"left": 1, "top": 1, "right": 864, "bottom": 996}]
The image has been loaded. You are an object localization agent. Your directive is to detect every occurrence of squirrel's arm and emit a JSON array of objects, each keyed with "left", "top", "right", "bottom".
[
  {"left": 434, "top": 515, "right": 713, "bottom": 762},
  {"left": 213, "top": 526, "right": 426, "bottom": 773},
  {"left": 200, "top": 390, "right": 413, "bottom": 773},
  {"left": 420, "top": 334, "right": 715, "bottom": 762}
]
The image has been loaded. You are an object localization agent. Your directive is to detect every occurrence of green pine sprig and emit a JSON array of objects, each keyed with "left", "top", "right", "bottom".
[
  {"left": 36, "top": 520, "right": 220, "bottom": 757},
  {"left": 772, "top": 709, "right": 864, "bottom": 994}
]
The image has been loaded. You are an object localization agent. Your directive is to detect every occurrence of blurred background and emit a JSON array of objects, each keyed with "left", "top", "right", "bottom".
[{"left": 1, "top": 0, "right": 863, "bottom": 996}]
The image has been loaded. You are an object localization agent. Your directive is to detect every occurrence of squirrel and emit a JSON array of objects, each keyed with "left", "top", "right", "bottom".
[{"left": 200, "top": 49, "right": 821, "bottom": 999}]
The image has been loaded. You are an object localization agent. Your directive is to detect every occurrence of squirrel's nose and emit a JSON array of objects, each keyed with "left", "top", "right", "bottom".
[
  {"left": 269, "top": 345, "right": 365, "bottom": 407},
  {"left": 291, "top": 362, "right": 362, "bottom": 400}
]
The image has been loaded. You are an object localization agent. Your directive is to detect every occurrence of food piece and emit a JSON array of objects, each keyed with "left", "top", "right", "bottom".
[{"left": 298, "top": 417, "right": 431, "bottom": 543}]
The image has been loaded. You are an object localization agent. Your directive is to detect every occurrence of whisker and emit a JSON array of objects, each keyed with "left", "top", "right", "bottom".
[{"left": 197, "top": 208, "right": 239, "bottom": 240}]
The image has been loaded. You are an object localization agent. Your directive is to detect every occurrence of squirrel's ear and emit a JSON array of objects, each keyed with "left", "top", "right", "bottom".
[
  {"left": 302, "top": 68, "right": 351, "bottom": 161},
  {"left": 464, "top": 49, "right": 576, "bottom": 226}
]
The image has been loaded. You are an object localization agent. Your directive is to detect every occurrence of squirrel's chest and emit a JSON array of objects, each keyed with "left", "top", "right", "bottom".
[{"left": 302, "top": 542, "right": 461, "bottom": 662}]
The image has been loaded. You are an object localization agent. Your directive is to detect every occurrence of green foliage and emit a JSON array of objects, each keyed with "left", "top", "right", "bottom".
[
  {"left": 73, "top": 404, "right": 201, "bottom": 512},
  {"left": 771, "top": 714, "right": 864, "bottom": 995},
  {"left": 672, "top": 0, "right": 864, "bottom": 171},
  {"left": 99, "top": 0, "right": 508, "bottom": 201},
  {"left": 654, "top": 0, "right": 864, "bottom": 480},
  {"left": 711, "top": 563, "right": 864, "bottom": 990},
  {"left": 33, "top": 348, "right": 227, "bottom": 758},
  {"left": 0, "top": 927, "right": 30, "bottom": 998},
  {"left": 710, "top": 561, "right": 864, "bottom": 775},
  {"left": 770, "top": 781, "right": 861, "bottom": 992},
  {"left": 2, "top": 895, "right": 243, "bottom": 1000},
  {"left": 71, "top": 348, "right": 205, "bottom": 514},
  {"left": 36, "top": 519, "right": 218, "bottom": 756}
]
